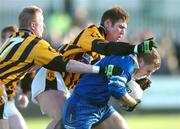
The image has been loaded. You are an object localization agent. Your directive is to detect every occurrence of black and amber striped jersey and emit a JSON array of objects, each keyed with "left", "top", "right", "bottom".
[
  {"left": 0, "top": 30, "right": 68, "bottom": 91},
  {"left": 59, "top": 25, "right": 107, "bottom": 89},
  {"left": 59, "top": 24, "right": 136, "bottom": 89}
]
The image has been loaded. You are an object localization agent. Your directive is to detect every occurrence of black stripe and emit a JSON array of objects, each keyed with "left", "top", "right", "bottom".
[
  {"left": 5, "top": 68, "right": 31, "bottom": 86},
  {"left": 65, "top": 44, "right": 79, "bottom": 52},
  {"left": 0, "top": 104, "right": 5, "bottom": 119},
  {"left": 74, "top": 53, "right": 83, "bottom": 60},
  {"left": 0, "top": 38, "right": 39, "bottom": 73},
  {"left": 68, "top": 73, "right": 76, "bottom": 88},
  {"left": 5, "top": 74, "right": 24, "bottom": 86},
  {"left": 0, "top": 41, "right": 14, "bottom": 56},
  {"left": 59, "top": 44, "right": 68, "bottom": 54},
  {"left": 0, "top": 61, "right": 20, "bottom": 74},
  {"left": 0, "top": 32, "right": 29, "bottom": 64},
  {"left": 88, "top": 25, "right": 95, "bottom": 28},
  {"left": 62, "top": 72, "right": 71, "bottom": 87},
  {"left": 72, "top": 30, "right": 85, "bottom": 45},
  {"left": 16, "top": 32, "right": 19, "bottom": 37},
  {"left": 19, "top": 37, "right": 40, "bottom": 61},
  {"left": 21, "top": 32, "right": 30, "bottom": 39},
  {"left": 45, "top": 78, "right": 58, "bottom": 91},
  {"left": 0, "top": 43, "right": 22, "bottom": 64},
  {"left": 0, "top": 62, "right": 34, "bottom": 80}
]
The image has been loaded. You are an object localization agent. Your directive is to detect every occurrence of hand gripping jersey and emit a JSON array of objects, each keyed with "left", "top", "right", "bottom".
[
  {"left": 59, "top": 25, "right": 107, "bottom": 89},
  {"left": 43, "top": 24, "right": 135, "bottom": 90}
]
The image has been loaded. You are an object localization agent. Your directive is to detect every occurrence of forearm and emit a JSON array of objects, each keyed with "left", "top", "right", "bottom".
[
  {"left": 44, "top": 56, "right": 120, "bottom": 76},
  {"left": 43, "top": 56, "right": 99, "bottom": 74},
  {"left": 66, "top": 59, "right": 99, "bottom": 74},
  {"left": 92, "top": 38, "right": 157, "bottom": 55},
  {"left": 108, "top": 79, "right": 137, "bottom": 107},
  {"left": 121, "top": 93, "right": 137, "bottom": 107},
  {"left": 92, "top": 41, "right": 135, "bottom": 55}
]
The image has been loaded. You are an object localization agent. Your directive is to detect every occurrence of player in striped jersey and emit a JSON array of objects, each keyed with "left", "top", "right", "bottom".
[
  {"left": 0, "top": 6, "right": 122, "bottom": 129},
  {"left": 31, "top": 6, "right": 157, "bottom": 129},
  {"left": 0, "top": 25, "right": 30, "bottom": 129}
]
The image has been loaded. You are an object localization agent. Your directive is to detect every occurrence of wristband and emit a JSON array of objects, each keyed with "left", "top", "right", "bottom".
[{"left": 92, "top": 66, "right": 100, "bottom": 74}]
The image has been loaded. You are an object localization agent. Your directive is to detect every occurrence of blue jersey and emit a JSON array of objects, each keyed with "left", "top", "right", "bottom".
[
  {"left": 73, "top": 54, "right": 138, "bottom": 105},
  {"left": 62, "top": 55, "right": 138, "bottom": 129}
]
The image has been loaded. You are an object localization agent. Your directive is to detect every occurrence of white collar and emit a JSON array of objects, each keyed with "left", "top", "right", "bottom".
[{"left": 129, "top": 54, "right": 139, "bottom": 69}]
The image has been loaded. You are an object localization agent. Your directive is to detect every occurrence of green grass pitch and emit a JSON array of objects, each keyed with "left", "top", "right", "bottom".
[{"left": 26, "top": 114, "right": 180, "bottom": 129}]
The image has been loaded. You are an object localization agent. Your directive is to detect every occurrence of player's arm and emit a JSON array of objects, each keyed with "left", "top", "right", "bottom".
[
  {"left": 33, "top": 40, "right": 122, "bottom": 76},
  {"left": 44, "top": 57, "right": 123, "bottom": 76},
  {"left": 121, "top": 93, "right": 138, "bottom": 107},
  {"left": 108, "top": 76, "right": 138, "bottom": 107},
  {"left": 91, "top": 38, "right": 157, "bottom": 55}
]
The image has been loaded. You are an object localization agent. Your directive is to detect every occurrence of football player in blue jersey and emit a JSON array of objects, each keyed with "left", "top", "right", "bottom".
[{"left": 62, "top": 48, "right": 161, "bottom": 129}]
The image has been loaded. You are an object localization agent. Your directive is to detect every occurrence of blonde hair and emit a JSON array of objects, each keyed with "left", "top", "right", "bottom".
[
  {"left": 18, "top": 5, "right": 43, "bottom": 29},
  {"left": 138, "top": 48, "right": 161, "bottom": 71}
]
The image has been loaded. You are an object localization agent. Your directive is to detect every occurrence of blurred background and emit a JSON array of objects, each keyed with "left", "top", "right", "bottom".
[{"left": 0, "top": 0, "right": 180, "bottom": 129}]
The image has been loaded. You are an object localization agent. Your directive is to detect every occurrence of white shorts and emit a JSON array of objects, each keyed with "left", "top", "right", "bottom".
[
  {"left": 31, "top": 67, "right": 70, "bottom": 104},
  {"left": 4, "top": 100, "right": 19, "bottom": 119}
]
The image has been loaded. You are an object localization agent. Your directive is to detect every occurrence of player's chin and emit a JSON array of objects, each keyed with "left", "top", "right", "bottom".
[{"left": 116, "top": 36, "right": 123, "bottom": 41}]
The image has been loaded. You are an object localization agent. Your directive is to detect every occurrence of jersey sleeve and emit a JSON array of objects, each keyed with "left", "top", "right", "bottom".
[
  {"left": 108, "top": 76, "right": 127, "bottom": 99},
  {"left": 33, "top": 40, "right": 69, "bottom": 72},
  {"left": 105, "top": 56, "right": 135, "bottom": 99},
  {"left": 92, "top": 41, "right": 135, "bottom": 56}
]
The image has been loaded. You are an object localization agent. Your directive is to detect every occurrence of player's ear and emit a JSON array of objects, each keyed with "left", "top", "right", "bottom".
[
  {"left": 29, "top": 21, "right": 36, "bottom": 31},
  {"left": 104, "top": 19, "right": 112, "bottom": 29},
  {"left": 138, "top": 58, "right": 144, "bottom": 68}
]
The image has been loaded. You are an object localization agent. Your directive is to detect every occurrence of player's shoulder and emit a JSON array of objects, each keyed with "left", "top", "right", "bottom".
[
  {"left": 35, "top": 37, "right": 50, "bottom": 45},
  {"left": 85, "top": 24, "right": 99, "bottom": 32},
  {"left": 26, "top": 34, "right": 45, "bottom": 43},
  {"left": 87, "top": 24, "right": 98, "bottom": 29}
]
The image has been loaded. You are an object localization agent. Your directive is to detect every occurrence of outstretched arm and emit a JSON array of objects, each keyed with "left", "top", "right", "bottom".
[
  {"left": 65, "top": 60, "right": 123, "bottom": 75},
  {"left": 92, "top": 38, "right": 156, "bottom": 55}
]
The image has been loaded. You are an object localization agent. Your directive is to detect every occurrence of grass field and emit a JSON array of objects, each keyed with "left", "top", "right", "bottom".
[
  {"left": 124, "top": 114, "right": 180, "bottom": 129},
  {"left": 26, "top": 113, "right": 180, "bottom": 129}
]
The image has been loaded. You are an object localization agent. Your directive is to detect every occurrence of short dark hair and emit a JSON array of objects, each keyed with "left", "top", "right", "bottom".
[{"left": 100, "top": 7, "right": 128, "bottom": 26}]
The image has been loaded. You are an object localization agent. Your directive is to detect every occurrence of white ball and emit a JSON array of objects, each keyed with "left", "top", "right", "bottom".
[{"left": 126, "top": 80, "right": 143, "bottom": 100}]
